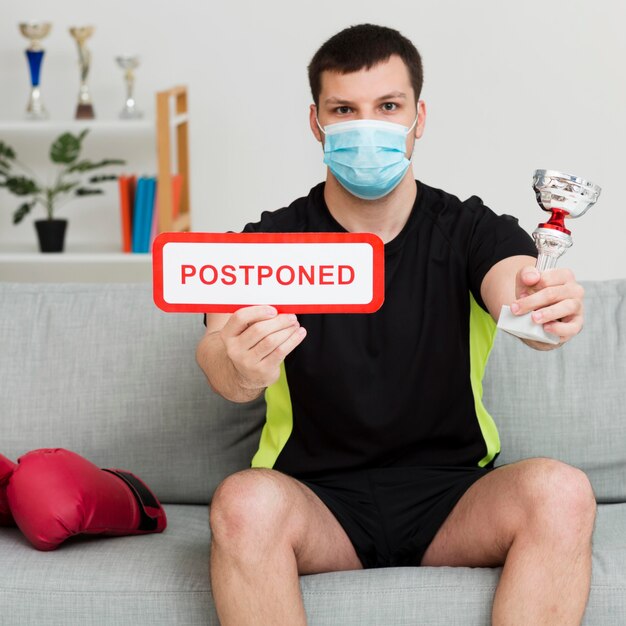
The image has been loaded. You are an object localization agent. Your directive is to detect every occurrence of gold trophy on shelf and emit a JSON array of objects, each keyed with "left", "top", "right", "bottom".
[{"left": 69, "top": 26, "right": 96, "bottom": 119}]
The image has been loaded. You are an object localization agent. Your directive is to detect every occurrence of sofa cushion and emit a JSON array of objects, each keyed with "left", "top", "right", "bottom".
[
  {"left": 484, "top": 279, "right": 626, "bottom": 503},
  {"left": 0, "top": 504, "right": 216, "bottom": 625},
  {"left": 2, "top": 279, "right": 624, "bottom": 508},
  {"left": 0, "top": 283, "right": 264, "bottom": 505},
  {"left": 0, "top": 503, "right": 623, "bottom": 625}
]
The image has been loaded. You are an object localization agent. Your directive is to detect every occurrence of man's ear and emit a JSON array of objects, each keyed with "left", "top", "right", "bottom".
[
  {"left": 310, "top": 104, "right": 323, "bottom": 143},
  {"left": 414, "top": 100, "right": 427, "bottom": 140}
]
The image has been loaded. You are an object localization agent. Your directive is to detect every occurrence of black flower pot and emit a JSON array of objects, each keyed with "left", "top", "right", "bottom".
[{"left": 35, "top": 219, "right": 68, "bottom": 253}]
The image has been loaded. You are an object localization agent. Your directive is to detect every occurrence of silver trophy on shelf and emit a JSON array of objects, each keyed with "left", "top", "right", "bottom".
[
  {"left": 19, "top": 21, "right": 52, "bottom": 120},
  {"left": 69, "top": 26, "right": 96, "bottom": 119},
  {"left": 116, "top": 55, "right": 143, "bottom": 119},
  {"left": 497, "top": 169, "right": 601, "bottom": 344}
]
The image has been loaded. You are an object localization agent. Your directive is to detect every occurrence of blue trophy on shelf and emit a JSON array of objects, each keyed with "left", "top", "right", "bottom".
[{"left": 19, "top": 22, "right": 51, "bottom": 120}]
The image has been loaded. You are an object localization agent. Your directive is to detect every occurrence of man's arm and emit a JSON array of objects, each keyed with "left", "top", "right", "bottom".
[
  {"left": 195, "top": 306, "right": 306, "bottom": 402},
  {"left": 480, "top": 255, "right": 585, "bottom": 351}
]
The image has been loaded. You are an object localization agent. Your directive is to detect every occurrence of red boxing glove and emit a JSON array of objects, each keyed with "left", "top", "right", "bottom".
[
  {"left": 0, "top": 453, "right": 17, "bottom": 527},
  {"left": 7, "top": 448, "right": 167, "bottom": 551}
]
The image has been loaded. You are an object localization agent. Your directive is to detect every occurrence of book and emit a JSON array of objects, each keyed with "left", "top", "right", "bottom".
[
  {"left": 141, "top": 177, "right": 157, "bottom": 253},
  {"left": 149, "top": 184, "right": 159, "bottom": 252},
  {"left": 128, "top": 175, "right": 136, "bottom": 232},
  {"left": 131, "top": 177, "right": 147, "bottom": 253},
  {"left": 118, "top": 175, "right": 136, "bottom": 253},
  {"left": 125, "top": 173, "right": 183, "bottom": 253}
]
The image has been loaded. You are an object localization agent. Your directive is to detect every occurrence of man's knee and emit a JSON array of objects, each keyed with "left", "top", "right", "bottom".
[
  {"left": 210, "top": 469, "right": 292, "bottom": 550},
  {"left": 517, "top": 458, "right": 596, "bottom": 540}
]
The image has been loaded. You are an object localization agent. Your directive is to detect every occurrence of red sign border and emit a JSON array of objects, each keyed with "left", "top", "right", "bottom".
[{"left": 152, "top": 231, "right": 385, "bottom": 314}]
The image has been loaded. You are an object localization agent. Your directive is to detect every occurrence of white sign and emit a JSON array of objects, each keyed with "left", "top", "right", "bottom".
[{"left": 153, "top": 232, "right": 384, "bottom": 313}]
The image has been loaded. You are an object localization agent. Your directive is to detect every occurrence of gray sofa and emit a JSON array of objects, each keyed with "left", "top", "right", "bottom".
[{"left": 0, "top": 279, "right": 624, "bottom": 625}]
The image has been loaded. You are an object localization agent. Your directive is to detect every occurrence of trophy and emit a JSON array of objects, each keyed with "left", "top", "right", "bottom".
[
  {"left": 497, "top": 169, "right": 601, "bottom": 344},
  {"left": 69, "top": 26, "right": 96, "bottom": 119},
  {"left": 115, "top": 55, "right": 143, "bottom": 119},
  {"left": 19, "top": 22, "right": 52, "bottom": 120}
]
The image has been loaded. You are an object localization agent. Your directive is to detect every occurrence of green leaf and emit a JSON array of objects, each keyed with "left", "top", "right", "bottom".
[
  {"left": 89, "top": 174, "right": 118, "bottom": 183},
  {"left": 66, "top": 158, "right": 126, "bottom": 173},
  {"left": 50, "top": 132, "right": 82, "bottom": 164},
  {"left": 0, "top": 157, "right": 11, "bottom": 172},
  {"left": 64, "top": 160, "right": 91, "bottom": 173},
  {"left": 0, "top": 141, "right": 16, "bottom": 161},
  {"left": 13, "top": 201, "right": 34, "bottom": 224},
  {"left": 75, "top": 187, "right": 104, "bottom": 196},
  {"left": 5, "top": 176, "right": 39, "bottom": 196},
  {"left": 54, "top": 180, "right": 80, "bottom": 194}
]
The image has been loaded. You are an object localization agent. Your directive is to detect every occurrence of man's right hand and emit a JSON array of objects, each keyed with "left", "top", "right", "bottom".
[{"left": 220, "top": 306, "right": 307, "bottom": 391}]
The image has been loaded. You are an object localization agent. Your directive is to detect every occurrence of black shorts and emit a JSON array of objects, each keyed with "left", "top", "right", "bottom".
[{"left": 299, "top": 465, "right": 495, "bottom": 569}]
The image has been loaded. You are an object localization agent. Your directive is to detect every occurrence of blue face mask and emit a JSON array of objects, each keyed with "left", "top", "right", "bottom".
[{"left": 316, "top": 114, "right": 418, "bottom": 200}]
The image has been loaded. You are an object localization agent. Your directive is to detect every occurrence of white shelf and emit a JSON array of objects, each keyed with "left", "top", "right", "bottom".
[
  {"left": 0, "top": 252, "right": 151, "bottom": 263},
  {"left": 0, "top": 86, "right": 186, "bottom": 283},
  {"left": 0, "top": 248, "right": 153, "bottom": 282},
  {"left": 0, "top": 242, "right": 153, "bottom": 261},
  {"left": 0, "top": 120, "right": 154, "bottom": 134}
]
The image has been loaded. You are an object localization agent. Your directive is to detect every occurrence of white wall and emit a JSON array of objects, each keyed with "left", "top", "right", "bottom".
[{"left": 1, "top": 0, "right": 624, "bottom": 279}]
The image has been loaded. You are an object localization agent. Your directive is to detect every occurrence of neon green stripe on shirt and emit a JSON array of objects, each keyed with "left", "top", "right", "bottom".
[
  {"left": 469, "top": 293, "right": 501, "bottom": 467},
  {"left": 251, "top": 362, "right": 294, "bottom": 469}
]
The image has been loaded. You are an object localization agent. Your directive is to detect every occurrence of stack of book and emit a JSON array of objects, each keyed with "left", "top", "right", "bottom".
[{"left": 118, "top": 174, "right": 182, "bottom": 253}]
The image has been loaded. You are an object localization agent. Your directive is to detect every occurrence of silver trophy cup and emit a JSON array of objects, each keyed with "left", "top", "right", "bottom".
[
  {"left": 497, "top": 170, "right": 601, "bottom": 344},
  {"left": 116, "top": 55, "right": 143, "bottom": 119}
]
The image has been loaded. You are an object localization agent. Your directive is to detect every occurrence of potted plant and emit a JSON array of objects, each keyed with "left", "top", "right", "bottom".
[{"left": 0, "top": 130, "right": 125, "bottom": 252}]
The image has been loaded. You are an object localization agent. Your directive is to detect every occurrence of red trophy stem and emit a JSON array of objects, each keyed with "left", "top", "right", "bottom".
[{"left": 538, "top": 208, "right": 571, "bottom": 235}]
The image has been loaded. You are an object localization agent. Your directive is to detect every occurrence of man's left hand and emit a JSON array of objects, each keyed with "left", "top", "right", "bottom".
[{"left": 510, "top": 266, "right": 585, "bottom": 346}]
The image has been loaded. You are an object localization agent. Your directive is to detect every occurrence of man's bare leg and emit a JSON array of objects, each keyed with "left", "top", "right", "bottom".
[
  {"left": 209, "top": 468, "right": 362, "bottom": 626},
  {"left": 420, "top": 457, "right": 596, "bottom": 625}
]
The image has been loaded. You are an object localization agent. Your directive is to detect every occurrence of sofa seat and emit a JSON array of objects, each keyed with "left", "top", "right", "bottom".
[
  {"left": 1, "top": 502, "right": 624, "bottom": 625},
  {"left": 0, "top": 505, "right": 215, "bottom": 626},
  {"left": 302, "top": 502, "right": 626, "bottom": 625},
  {"left": 1, "top": 280, "right": 624, "bottom": 624}
]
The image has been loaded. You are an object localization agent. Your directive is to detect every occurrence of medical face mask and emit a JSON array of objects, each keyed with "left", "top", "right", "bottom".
[{"left": 316, "top": 113, "right": 418, "bottom": 200}]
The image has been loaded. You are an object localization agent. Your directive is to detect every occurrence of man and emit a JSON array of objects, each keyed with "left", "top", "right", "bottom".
[{"left": 196, "top": 24, "right": 595, "bottom": 626}]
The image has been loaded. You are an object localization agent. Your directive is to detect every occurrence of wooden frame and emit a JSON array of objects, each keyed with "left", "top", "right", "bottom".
[{"left": 155, "top": 85, "right": 191, "bottom": 233}]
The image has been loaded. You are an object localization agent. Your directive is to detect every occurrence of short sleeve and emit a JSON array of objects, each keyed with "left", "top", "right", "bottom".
[{"left": 466, "top": 197, "right": 537, "bottom": 311}]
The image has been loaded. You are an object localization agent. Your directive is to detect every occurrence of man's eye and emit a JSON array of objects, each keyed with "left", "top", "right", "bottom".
[
  {"left": 335, "top": 106, "right": 352, "bottom": 115},
  {"left": 382, "top": 102, "right": 398, "bottom": 111}
]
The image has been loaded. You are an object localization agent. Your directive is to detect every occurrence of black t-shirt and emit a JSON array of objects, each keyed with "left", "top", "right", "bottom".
[{"left": 237, "top": 180, "right": 537, "bottom": 478}]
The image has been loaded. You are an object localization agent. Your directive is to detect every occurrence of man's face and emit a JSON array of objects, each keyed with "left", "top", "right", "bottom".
[{"left": 310, "top": 54, "right": 426, "bottom": 156}]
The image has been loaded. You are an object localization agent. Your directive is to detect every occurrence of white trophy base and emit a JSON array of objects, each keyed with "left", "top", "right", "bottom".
[{"left": 497, "top": 305, "right": 560, "bottom": 345}]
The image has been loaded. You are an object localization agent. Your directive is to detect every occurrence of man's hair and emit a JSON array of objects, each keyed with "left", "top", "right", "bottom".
[{"left": 308, "top": 24, "right": 424, "bottom": 107}]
